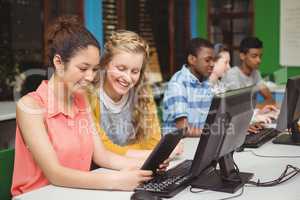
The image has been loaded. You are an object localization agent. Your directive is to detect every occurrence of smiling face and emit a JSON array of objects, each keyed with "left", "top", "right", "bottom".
[
  {"left": 104, "top": 51, "right": 144, "bottom": 101},
  {"left": 54, "top": 45, "right": 100, "bottom": 94}
]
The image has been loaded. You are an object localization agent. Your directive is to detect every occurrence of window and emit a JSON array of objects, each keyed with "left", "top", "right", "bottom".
[
  {"left": 0, "top": 0, "right": 83, "bottom": 101},
  {"left": 0, "top": 0, "right": 43, "bottom": 100},
  {"left": 208, "top": 0, "right": 254, "bottom": 66},
  {"left": 102, "top": 0, "right": 190, "bottom": 81}
]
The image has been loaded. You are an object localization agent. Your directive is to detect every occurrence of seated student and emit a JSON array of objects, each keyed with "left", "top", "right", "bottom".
[
  {"left": 208, "top": 43, "right": 276, "bottom": 133},
  {"left": 221, "top": 36, "right": 274, "bottom": 105},
  {"left": 11, "top": 16, "right": 166, "bottom": 196},
  {"left": 88, "top": 30, "right": 182, "bottom": 159},
  {"left": 162, "top": 38, "right": 214, "bottom": 137},
  {"left": 209, "top": 43, "right": 231, "bottom": 93}
]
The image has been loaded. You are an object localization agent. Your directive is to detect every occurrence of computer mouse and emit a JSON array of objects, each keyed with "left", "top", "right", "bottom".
[{"left": 130, "top": 191, "right": 162, "bottom": 200}]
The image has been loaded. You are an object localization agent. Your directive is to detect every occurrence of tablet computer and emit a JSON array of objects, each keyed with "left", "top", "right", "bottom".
[{"left": 141, "top": 128, "right": 185, "bottom": 173}]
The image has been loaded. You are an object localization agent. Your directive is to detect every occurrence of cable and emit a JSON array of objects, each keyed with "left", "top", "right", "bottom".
[
  {"left": 190, "top": 186, "right": 244, "bottom": 200},
  {"left": 190, "top": 160, "right": 245, "bottom": 200},
  {"left": 190, "top": 167, "right": 217, "bottom": 193},
  {"left": 248, "top": 165, "right": 300, "bottom": 186},
  {"left": 213, "top": 161, "right": 245, "bottom": 200},
  {"left": 214, "top": 187, "right": 244, "bottom": 200},
  {"left": 247, "top": 164, "right": 300, "bottom": 187},
  {"left": 243, "top": 150, "right": 300, "bottom": 158}
]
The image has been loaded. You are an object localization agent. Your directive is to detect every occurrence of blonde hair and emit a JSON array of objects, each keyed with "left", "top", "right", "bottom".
[{"left": 99, "top": 30, "right": 157, "bottom": 142}]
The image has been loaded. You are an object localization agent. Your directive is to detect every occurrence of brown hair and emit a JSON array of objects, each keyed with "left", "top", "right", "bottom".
[{"left": 46, "top": 15, "right": 100, "bottom": 69}]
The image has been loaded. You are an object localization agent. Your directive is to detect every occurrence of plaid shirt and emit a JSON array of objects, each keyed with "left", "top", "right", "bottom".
[{"left": 162, "top": 65, "right": 214, "bottom": 134}]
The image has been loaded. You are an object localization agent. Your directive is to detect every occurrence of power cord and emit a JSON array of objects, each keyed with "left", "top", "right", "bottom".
[
  {"left": 214, "top": 187, "right": 244, "bottom": 200},
  {"left": 214, "top": 160, "right": 245, "bottom": 200},
  {"left": 247, "top": 164, "right": 300, "bottom": 187},
  {"left": 243, "top": 150, "right": 300, "bottom": 158},
  {"left": 190, "top": 186, "right": 244, "bottom": 200}
]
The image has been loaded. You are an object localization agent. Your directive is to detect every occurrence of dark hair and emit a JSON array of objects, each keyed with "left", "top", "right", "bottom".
[
  {"left": 46, "top": 15, "right": 100, "bottom": 68},
  {"left": 239, "top": 36, "right": 263, "bottom": 54},
  {"left": 213, "top": 43, "right": 229, "bottom": 61},
  {"left": 186, "top": 38, "right": 213, "bottom": 64}
]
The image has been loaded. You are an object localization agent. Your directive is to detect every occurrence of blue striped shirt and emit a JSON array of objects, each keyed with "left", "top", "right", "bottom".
[{"left": 162, "top": 65, "right": 214, "bottom": 134}]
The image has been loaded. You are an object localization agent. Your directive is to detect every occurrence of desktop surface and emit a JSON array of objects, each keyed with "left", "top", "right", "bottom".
[{"left": 13, "top": 138, "right": 300, "bottom": 200}]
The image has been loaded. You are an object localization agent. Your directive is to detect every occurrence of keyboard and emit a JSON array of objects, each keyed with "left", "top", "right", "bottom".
[
  {"left": 135, "top": 159, "right": 193, "bottom": 198},
  {"left": 243, "top": 128, "right": 281, "bottom": 148}
]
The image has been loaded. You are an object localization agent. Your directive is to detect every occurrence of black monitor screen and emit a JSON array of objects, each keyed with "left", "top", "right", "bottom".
[
  {"left": 190, "top": 95, "right": 222, "bottom": 178},
  {"left": 274, "top": 76, "right": 300, "bottom": 145},
  {"left": 191, "top": 86, "right": 256, "bottom": 193},
  {"left": 217, "top": 86, "right": 256, "bottom": 158}
]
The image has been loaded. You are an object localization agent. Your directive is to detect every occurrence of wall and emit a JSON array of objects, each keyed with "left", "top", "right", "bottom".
[
  {"left": 84, "top": 0, "right": 103, "bottom": 47},
  {"left": 254, "top": 0, "right": 280, "bottom": 76},
  {"left": 254, "top": 0, "right": 300, "bottom": 82},
  {"left": 197, "top": 0, "right": 208, "bottom": 38},
  {"left": 196, "top": 0, "right": 300, "bottom": 83}
]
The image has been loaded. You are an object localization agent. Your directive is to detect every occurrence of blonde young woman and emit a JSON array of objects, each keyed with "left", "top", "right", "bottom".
[{"left": 89, "top": 30, "right": 182, "bottom": 158}]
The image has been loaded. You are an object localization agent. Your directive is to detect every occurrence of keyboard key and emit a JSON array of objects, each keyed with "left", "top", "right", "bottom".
[{"left": 135, "top": 160, "right": 192, "bottom": 196}]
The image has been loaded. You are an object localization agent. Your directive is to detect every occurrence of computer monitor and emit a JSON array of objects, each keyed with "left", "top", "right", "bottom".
[
  {"left": 190, "top": 86, "right": 256, "bottom": 193},
  {"left": 273, "top": 76, "right": 300, "bottom": 145}
]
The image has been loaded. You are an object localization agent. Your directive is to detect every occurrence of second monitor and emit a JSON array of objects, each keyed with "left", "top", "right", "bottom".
[
  {"left": 191, "top": 86, "right": 256, "bottom": 193},
  {"left": 273, "top": 75, "right": 300, "bottom": 145}
]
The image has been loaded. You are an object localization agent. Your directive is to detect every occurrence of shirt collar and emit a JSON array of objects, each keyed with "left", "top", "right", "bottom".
[
  {"left": 36, "top": 81, "right": 87, "bottom": 119},
  {"left": 181, "top": 65, "right": 210, "bottom": 87}
]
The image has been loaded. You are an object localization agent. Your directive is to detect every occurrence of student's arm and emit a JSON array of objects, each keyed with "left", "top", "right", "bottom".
[
  {"left": 255, "top": 71, "right": 274, "bottom": 106},
  {"left": 17, "top": 96, "right": 152, "bottom": 191},
  {"left": 163, "top": 81, "right": 202, "bottom": 137},
  {"left": 175, "top": 117, "right": 202, "bottom": 137},
  {"left": 259, "top": 84, "right": 275, "bottom": 105}
]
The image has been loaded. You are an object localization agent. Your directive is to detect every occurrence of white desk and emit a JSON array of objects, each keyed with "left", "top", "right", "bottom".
[{"left": 14, "top": 138, "right": 300, "bottom": 200}]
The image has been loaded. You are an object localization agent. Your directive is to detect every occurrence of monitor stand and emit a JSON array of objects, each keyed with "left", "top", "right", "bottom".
[
  {"left": 272, "top": 134, "right": 300, "bottom": 146},
  {"left": 273, "top": 122, "right": 300, "bottom": 146},
  {"left": 191, "top": 154, "right": 253, "bottom": 193}
]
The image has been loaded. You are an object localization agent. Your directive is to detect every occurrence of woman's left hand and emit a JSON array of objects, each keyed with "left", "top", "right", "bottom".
[{"left": 157, "top": 158, "right": 170, "bottom": 173}]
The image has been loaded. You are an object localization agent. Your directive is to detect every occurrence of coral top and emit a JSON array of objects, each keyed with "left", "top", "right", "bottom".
[{"left": 11, "top": 81, "right": 94, "bottom": 196}]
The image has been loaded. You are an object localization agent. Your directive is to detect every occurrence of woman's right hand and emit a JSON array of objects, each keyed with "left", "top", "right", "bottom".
[{"left": 113, "top": 169, "right": 153, "bottom": 191}]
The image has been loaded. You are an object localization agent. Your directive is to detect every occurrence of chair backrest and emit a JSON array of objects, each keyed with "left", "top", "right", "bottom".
[{"left": 0, "top": 148, "right": 15, "bottom": 200}]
